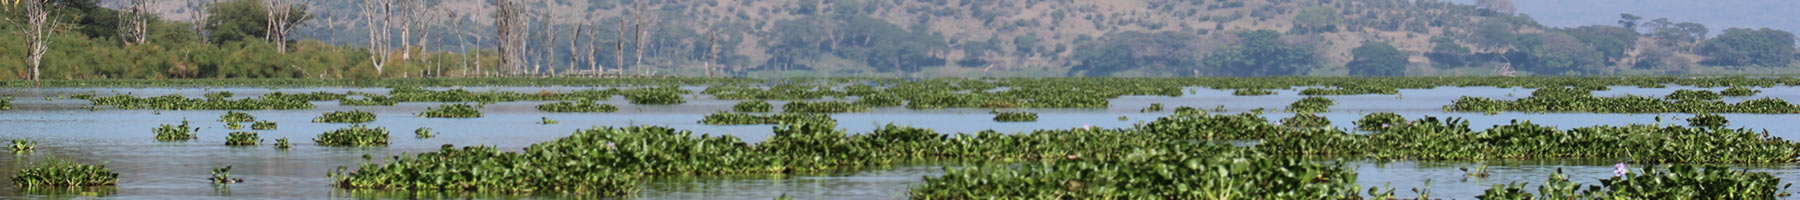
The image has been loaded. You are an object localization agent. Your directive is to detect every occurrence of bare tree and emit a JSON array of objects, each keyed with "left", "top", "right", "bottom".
[
  {"left": 186, "top": 0, "right": 214, "bottom": 43},
  {"left": 361, "top": 0, "right": 397, "bottom": 75},
  {"left": 6, "top": 0, "right": 56, "bottom": 83},
  {"left": 263, "top": 0, "right": 302, "bottom": 53},
  {"left": 492, "top": 0, "right": 526, "bottom": 76},
  {"left": 614, "top": 18, "right": 626, "bottom": 77},
  {"left": 631, "top": 1, "right": 651, "bottom": 75},
  {"left": 120, "top": 0, "right": 157, "bottom": 46}
]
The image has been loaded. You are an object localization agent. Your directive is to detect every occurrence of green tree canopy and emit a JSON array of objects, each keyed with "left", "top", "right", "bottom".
[
  {"left": 1200, "top": 30, "right": 1317, "bottom": 77},
  {"left": 1699, "top": 28, "right": 1796, "bottom": 67},
  {"left": 1348, "top": 42, "right": 1406, "bottom": 76},
  {"left": 207, "top": 0, "right": 312, "bottom": 44}
]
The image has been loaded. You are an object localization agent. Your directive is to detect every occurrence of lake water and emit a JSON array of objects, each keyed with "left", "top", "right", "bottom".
[{"left": 2, "top": 86, "right": 1798, "bottom": 199}]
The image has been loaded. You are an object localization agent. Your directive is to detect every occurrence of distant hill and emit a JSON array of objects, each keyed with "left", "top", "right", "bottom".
[{"left": 1448, "top": 0, "right": 1800, "bottom": 36}]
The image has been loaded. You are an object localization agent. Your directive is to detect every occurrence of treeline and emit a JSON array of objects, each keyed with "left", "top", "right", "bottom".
[{"left": 0, "top": 0, "right": 490, "bottom": 81}]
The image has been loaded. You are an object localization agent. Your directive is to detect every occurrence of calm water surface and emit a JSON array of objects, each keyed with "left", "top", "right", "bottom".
[{"left": 1, "top": 86, "right": 1798, "bottom": 199}]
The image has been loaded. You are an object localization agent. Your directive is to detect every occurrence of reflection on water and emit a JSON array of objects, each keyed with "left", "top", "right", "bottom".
[{"left": 0, "top": 86, "right": 1797, "bottom": 199}]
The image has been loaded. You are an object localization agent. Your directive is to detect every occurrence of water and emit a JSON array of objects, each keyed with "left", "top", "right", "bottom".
[{"left": 1, "top": 86, "right": 1797, "bottom": 199}]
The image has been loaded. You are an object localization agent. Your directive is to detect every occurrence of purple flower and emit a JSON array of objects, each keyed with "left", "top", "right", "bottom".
[
  {"left": 1082, "top": 123, "right": 1092, "bottom": 130},
  {"left": 1613, "top": 162, "right": 1630, "bottom": 177}
]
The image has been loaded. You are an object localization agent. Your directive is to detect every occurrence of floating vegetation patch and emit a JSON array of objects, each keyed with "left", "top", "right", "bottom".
[
  {"left": 419, "top": 104, "right": 483, "bottom": 118},
  {"left": 1287, "top": 96, "right": 1335, "bottom": 113},
  {"left": 782, "top": 101, "right": 869, "bottom": 113},
  {"left": 225, "top": 132, "right": 261, "bottom": 146},
  {"left": 911, "top": 148, "right": 1362, "bottom": 199},
  {"left": 226, "top": 122, "right": 244, "bottom": 130},
  {"left": 154, "top": 120, "right": 199, "bottom": 141},
  {"left": 209, "top": 166, "right": 243, "bottom": 184},
  {"left": 1449, "top": 88, "right": 1800, "bottom": 113},
  {"left": 1688, "top": 114, "right": 1729, "bottom": 128},
  {"left": 11, "top": 139, "right": 36, "bottom": 153},
  {"left": 414, "top": 128, "right": 435, "bottom": 139},
  {"left": 1140, "top": 103, "right": 1164, "bottom": 112},
  {"left": 1299, "top": 86, "right": 1399, "bottom": 95},
  {"left": 87, "top": 94, "right": 316, "bottom": 110},
  {"left": 1, "top": 96, "right": 13, "bottom": 110},
  {"left": 274, "top": 138, "right": 291, "bottom": 150},
  {"left": 992, "top": 111, "right": 1039, "bottom": 122},
  {"left": 314, "top": 125, "right": 390, "bottom": 147},
  {"left": 699, "top": 112, "right": 831, "bottom": 125},
  {"left": 1354, "top": 112, "right": 1407, "bottom": 131},
  {"left": 851, "top": 93, "right": 903, "bottom": 107},
  {"left": 732, "top": 101, "right": 772, "bottom": 112},
  {"left": 702, "top": 84, "right": 842, "bottom": 100},
  {"left": 203, "top": 91, "right": 234, "bottom": 100},
  {"left": 621, "top": 87, "right": 688, "bottom": 105},
  {"left": 340, "top": 95, "right": 398, "bottom": 106},
  {"left": 1480, "top": 166, "right": 1790, "bottom": 199},
  {"left": 1233, "top": 88, "right": 1277, "bottom": 96},
  {"left": 251, "top": 121, "right": 278, "bottom": 130},
  {"left": 330, "top": 145, "right": 643, "bottom": 195},
  {"left": 1261, "top": 114, "right": 1800, "bottom": 163},
  {"left": 536, "top": 101, "right": 618, "bottom": 113},
  {"left": 314, "top": 110, "right": 376, "bottom": 123},
  {"left": 1281, "top": 113, "right": 1331, "bottom": 129},
  {"left": 1722, "top": 87, "right": 1761, "bottom": 96},
  {"left": 540, "top": 117, "right": 560, "bottom": 125},
  {"left": 11, "top": 159, "right": 118, "bottom": 187},
  {"left": 387, "top": 87, "right": 617, "bottom": 103},
  {"left": 219, "top": 111, "right": 255, "bottom": 122}
]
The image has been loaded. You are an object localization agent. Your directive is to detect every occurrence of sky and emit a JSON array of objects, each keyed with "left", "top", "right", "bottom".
[{"left": 1447, "top": 0, "right": 1800, "bottom": 36}]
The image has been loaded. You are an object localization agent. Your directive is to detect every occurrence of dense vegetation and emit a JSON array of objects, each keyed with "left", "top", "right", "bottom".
[
  {"left": 11, "top": 159, "right": 118, "bottom": 187},
  {"left": 991, "top": 111, "right": 1039, "bottom": 122},
  {"left": 535, "top": 101, "right": 617, "bottom": 113},
  {"left": 153, "top": 120, "right": 199, "bottom": 141},
  {"left": 1450, "top": 87, "right": 1800, "bottom": 113},
  {"left": 314, "top": 125, "right": 390, "bottom": 147},
  {"left": 419, "top": 104, "right": 483, "bottom": 118}
]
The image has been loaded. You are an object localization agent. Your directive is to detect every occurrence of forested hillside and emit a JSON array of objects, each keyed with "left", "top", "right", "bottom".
[{"left": 2, "top": 0, "right": 1796, "bottom": 80}]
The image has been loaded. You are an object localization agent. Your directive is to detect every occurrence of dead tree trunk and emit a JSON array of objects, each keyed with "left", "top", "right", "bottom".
[
  {"left": 7, "top": 0, "right": 55, "bottom": 84},
  {"left": 491, "top": 0, "right": 525, "bottom": 76},
  {"left": 186, "top": 0, "right": 214, "bottom": 43},
  {"left": 360, "top": 0, "right": 396, "bottom": 75},
  {"left": 263, "top": 0, "right": 299, "bottom": 53},
  {"left": 121, "top": 0, "right": 155, "bottom": 46}
]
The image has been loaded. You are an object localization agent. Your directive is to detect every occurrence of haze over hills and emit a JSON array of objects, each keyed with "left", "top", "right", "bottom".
[
  {"left": 1446, "top": 0, "right": 1800, "bottom": 36},
  {"left": 5, "top": 0, "right": 1795, "bottom": 79}
]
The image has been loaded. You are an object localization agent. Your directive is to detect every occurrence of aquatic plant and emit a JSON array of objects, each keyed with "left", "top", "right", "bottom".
[
  {"left": 1280, "top": 113, "right": 1331, "bottom": 129},
  {"left": 340, "top": 95, "right": 398, "bottom": 106},
  {"left": 1687, "top": 114, "right": 1729, "bottom": 128},
  {"left": 621, "top": 87, "right": 688, "bottom": 105},
  {"left": 1140, "top": 103, "right": 1164, "bottom": 112},
  {"left": 1666, "top": 89, "right": 1722, "bottom": 102},
  {"left": 1449, "top": 88, "right": 1800, "bottom": 113},
  {"left": 1721, "top": 87, "right": 1761, "bottom": 96},
  {"left": 209, "top": 166, "right": 243, "bottom": 184},
  {"left": 1260, "top": 114, "right": 1800, "bottom": 163},
  {"left": 11, "top": 139, "right": 35, "bottom": 153},
  {"left": 251, "top": 121, "right": 277, "bottom": 130},
  {"left": 419, "top": 104, "right": 483, "bottom": 118},
  {"left": 225, "top": 132, "right": 261, "bottom": 146},
  {"left": 329, "top": 145, "right": 642, "bottom": 195},
  {"left": 851, "top": 93, "right": 903, "bottom": 107},
  {"left": 218, "top": 111, "right": 255, "bottom": 123},
  {"left": 1233, "top": 88, "right": 1277, "bottom": 96},
  {"left": 1479, "top": 166, "right": 1791, "bottom": 199},
  {"left": 1461, "top": 165, "right": 1491, "bottom": 179},
  {"left": 11, "top": 159, "right": 118, "bottom": 187},
  {"left": 536, "top": 101, "right": 618, "bottom": 113},
  {"left": 414, "top": 128, "right": 435, "bottom": 139},
  {"left": 1286, "top": 96, "right": 1335, "bottom": 113},
  {"left": 274, "top": 138, "right": 291, "bottom": 149},
  {"left": 154, "top": 120, "right": 200, "bottom": 141},
  {"left": 911, "top": 148, "right": 1363, "bottom": 199},
  {"left": 314, "top": 125, "right": 390, "bottom": 147},
  {"left": 225, "top": 122, "right": 243, "bottom": 130},
  {"left": 991, "top": 111, "right": 1039, "bottom": 122},
  {"left": 540, "top": 117, "right": 560, "bottom": 125},
  {"left": 782, "top": 101, "right": 869, "bottom": 113},
  {"left": 314, "top": 110, "right": 377, "bottom": 123},
  {"left": 1299, "top": 86, "right": 1399, "bottom": 95},
  {"left": 0, "top": 96, "right": 12, "bottom": 110},
  {"left": 203, "top": 91, "right": 234, "bottom": 100},
  {"left": 1354, "top": 112, "right": 1407, "bottom": 131},
  {"left": 699, "top": 112, "right": 831, "bottom": 125},
  {"left": 732, "top": 101, "right": 773, "bottom": 112}
]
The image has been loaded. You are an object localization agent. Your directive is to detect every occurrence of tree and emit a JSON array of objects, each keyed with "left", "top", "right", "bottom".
[
  {"left": 491, "top": 0, "right": 524, "bottom": 75},
  {"left": 1618, "top": 13, "right": 1641, "bottom": 32},
  {"left": 1512, "top": 33, "right": 1607, "bottom": 75},
  {"left": 1561, "top": 25, "right": 1639, "bottom": 64},
  {"left": 1200, "top": 30, "right": 1317, "bottom": 77},
  {"left": 7, "top": 0, "right": 57, "bottom": 83},
  {"left": 1426, "top": 36, "right": 1470, "bottom": 68},
  {"left": 1476, "top": 0, "right": 1516, "bottom": 15},
  {"left": 206, "top": 0, "right": 308, "bottom": 45},
  {"left": 185, "top": 0, "right": 215, "bottom": 43},
  {"left": 1069, "top": 32, "right": 1207, "bottom": 77},
  {"left": 261, "top": 0, "right": 303, "bottom": 53},
  {"left": 120, "top": 0, "right": 156, "bottom": 46},
  {"left": 1699, "top": 28, "right": 1796, "bottom": 67},
  {"left": 360, "top": 0, "right": 395, "bottom": 75},
  {"left": 1292, "top": 6, "right": 1342, "bottom": 34},
  {"left": 1348, "top": 42, "right": 1406, "bottom": 76}
]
